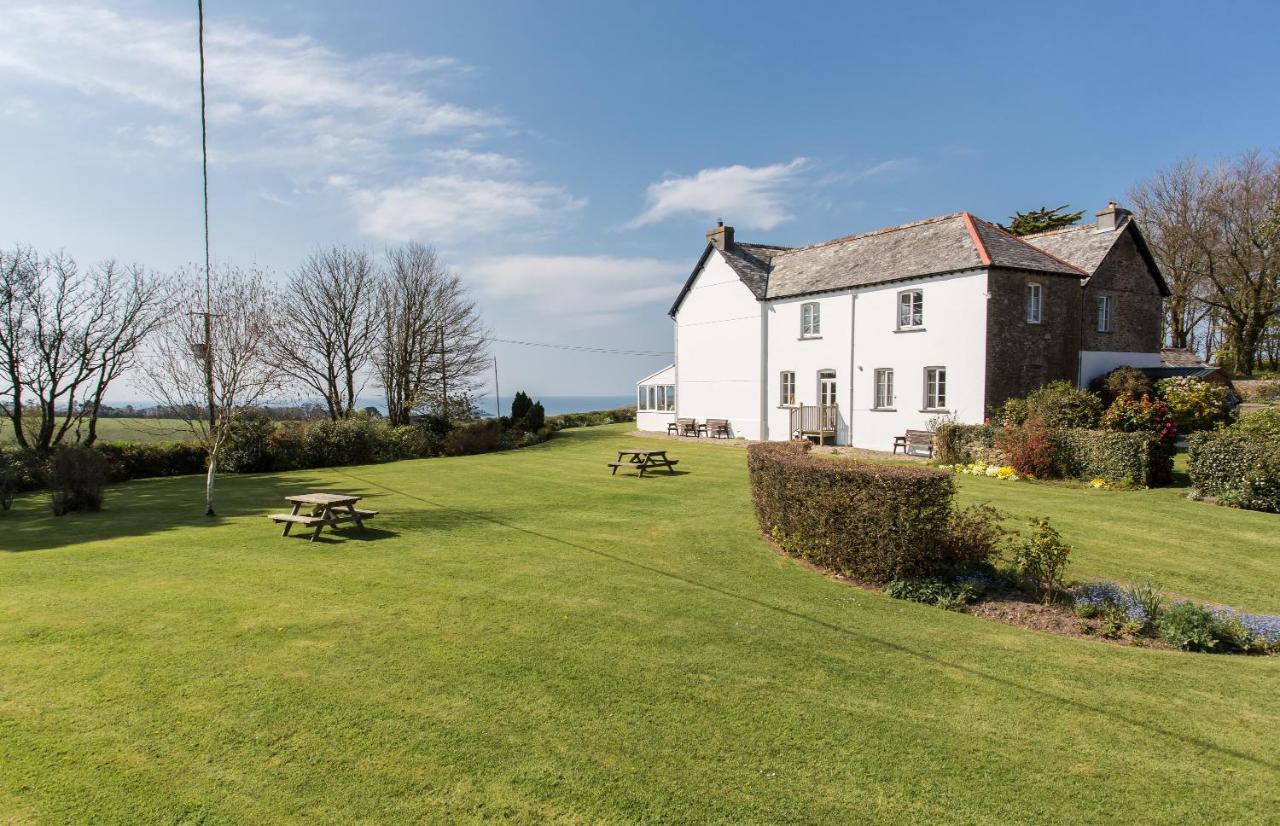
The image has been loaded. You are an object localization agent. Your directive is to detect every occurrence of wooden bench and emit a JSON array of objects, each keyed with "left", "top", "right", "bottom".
[
  {"left": 674, "top": 417, "right": 703, "bottom": 437},
  {"left": 704, "top": 418, "right": 731, "bottom": 439},
  {"left": 270, "top": 512, "right": 329, "bottom": 541},
  {"left": 895, "top": 429, "right": 934, "bottom": 457}
]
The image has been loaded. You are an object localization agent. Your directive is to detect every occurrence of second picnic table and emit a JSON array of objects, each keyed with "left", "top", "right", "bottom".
[
  {"left": 269, "top": 493, "right": 378, "bottom": 541},
  {"left": 607, "top": 449, "right": 679, "bottom": 477}
]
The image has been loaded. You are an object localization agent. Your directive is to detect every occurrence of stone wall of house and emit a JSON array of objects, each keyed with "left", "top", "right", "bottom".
[
  {"left": 1080, "top": 227, "right": 1164, "bottom": 353},
  {"left": 984, "top": 268, "right": 1081, "bottom": 410}
]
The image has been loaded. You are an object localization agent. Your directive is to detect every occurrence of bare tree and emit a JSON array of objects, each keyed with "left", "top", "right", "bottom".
[
  {"left": 0, "top": 247, "right": 171, "bottom": 450},
  {"left": 1130, "top": 151, "right": 1280, "bottom": 374},
  {"left": 268, "top": 246, "right": 378, "bottom": 420},
  {"left": 377, "top": 243, "right": 488, "bottom": 426},
  {"left": 142, "top": 266, "right": 278, "bottom": 515}
]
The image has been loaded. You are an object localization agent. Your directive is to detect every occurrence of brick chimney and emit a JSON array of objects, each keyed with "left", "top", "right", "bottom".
[
  {"left": 706, "top": 220, "right": 734, "bottom": 251},
  {"left": 1095, "top": 201, "right": 1130, "bottom": 232}
]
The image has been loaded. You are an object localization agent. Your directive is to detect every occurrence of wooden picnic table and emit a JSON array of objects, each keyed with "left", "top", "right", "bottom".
[
  {"left": 268, "top": 492, "right": 379, "bottom": 541},
  {"left": 607, "top": 449, "right": 680, "bottom": 477}
]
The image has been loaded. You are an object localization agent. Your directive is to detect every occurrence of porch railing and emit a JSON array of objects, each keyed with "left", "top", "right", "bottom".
[{"left": 790, "top": 404, "right": 838, "bottom": 442}]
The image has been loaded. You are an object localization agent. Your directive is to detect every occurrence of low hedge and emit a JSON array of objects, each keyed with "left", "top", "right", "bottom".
[
  {"left": 1188, "top": 429, "right": 1280, "bottom": 513},
  {"left": 747, "top": 441, "right": 995, "bottom": 582},
  {"left": 94, "top": 441, "right": 208, "bottom": 482},
  {"left": 934, "top": 423, "right": 1168, "bottom": 486},
  {"left": 547, "top": 406, "right": 636, "bottom": 431}
]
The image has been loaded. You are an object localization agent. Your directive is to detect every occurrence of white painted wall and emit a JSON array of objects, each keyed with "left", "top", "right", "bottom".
[
  {"left": 636, "top": 364, "right": 676, "bottom": 433},
  {"left": 765, "top": 292, "right": 854, "bottom": 443},
  {"left": 848, "top": 269, "right": 989, "bottom": 451},
  {"left": 1078, "top": 351, "right": 1164, "bottom": 387},
  {"left": 673, "top": 249, "right": 764, "bottom": 439}
]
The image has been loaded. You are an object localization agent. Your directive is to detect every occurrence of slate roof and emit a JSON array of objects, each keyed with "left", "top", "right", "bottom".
[
  {"left": 1160, "top": 348, "right": 1210, "bottom": 368},
  {"left": 1021, "top": 219, "right": 1130, "bottom": 274},
  {"left": 720, "top": 242, "right": 789, "bottom": 300},
  {"left": 760, "top": 213, "right": 1082, "bottom": 300}
]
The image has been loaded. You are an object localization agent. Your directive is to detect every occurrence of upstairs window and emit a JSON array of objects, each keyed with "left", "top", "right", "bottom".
[
  {"left": 1026, "top": 283, "right": 1042, "bottom": 324},
  {"left": 897, "top": 289, "right": 923, "bottom": 329},
  {"left": 1097, "top": 295, "right": 1113, "bottom": 332},
  {"left": 874, "top": 368, "right": 894, "bottom": 409},
  {"left": 924, "top": 366, "right": 947, "bottom": 410},
  {"left": 780, "top": 371, "right": 796, "bottom": 406},
  {"left": 800, "top": 302, "right": 821, "bottom": 337}
]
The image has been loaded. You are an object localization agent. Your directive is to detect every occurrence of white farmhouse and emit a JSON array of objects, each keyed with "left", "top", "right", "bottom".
[{"left": 636, "top": 204, "right": 1169, "bottom": 450}]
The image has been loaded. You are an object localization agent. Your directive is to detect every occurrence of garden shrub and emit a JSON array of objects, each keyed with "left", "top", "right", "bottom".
[
  {"left": 1158, "top": 601, "right": 1221, "bottom": 652},
  {"left": 1155, "top": 377, "right": 1232, "bottom": 433},
  {"left": 1101, "top": 394, "right": 1177, "bottom": 442},
  {"left": 442, "top": 420, "right": 501, "bottom": 456},
  {"left": 1233, "top": 408, "right": 1280, "bottom": 439},
  {"left": 382, "top": 425, "right": 433, "bottom": 461},
  {"left": 47, "top": 445, "right": 109, "bottom": 515},
  {"left": 1008, "top": 517, "right": 1071, "bottom": 603},
  {"left": 546, "top": 407, "right": 636, "bottom": 430},
  {"left": 1000, "top": 381, "right": 1101, "bottom": 429},
  {"left": 300, "top": 416, "right": 383, "bottom": 468},
  {"left": 996, "top": 425, "right": 1056, "bottom": 478},
  {"left": 746, "top": 441, "right": 998, "bottom": 583},
  {"left": 884, "top": 575, "right": 984, "bottom": 611},
  {"left": 96, "top": 441, "right": 207, "bottom": 482},
  {"left": 1093, "top": 366, "right": 1154, "bottom": 406},
  {"left": 220, "top": 410, "right": 276, "bottom": 473},
  {"left": 933, "top": 423, "right": 1001, "bottom": 465},
  {"left": 1052, "top": 429, "right": 1168, "bottom": 487},
  {"left": 1188, "top": 423, "right": 1280, "bottom": 513}
]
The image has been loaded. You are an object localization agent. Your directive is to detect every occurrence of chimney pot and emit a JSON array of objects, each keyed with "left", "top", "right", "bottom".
[
  {"left": 706, "top": 222, "right": 734, "bottom": 251},
  {"left": 1095, "top": 201, "right": 1128, "bottom": 232}
]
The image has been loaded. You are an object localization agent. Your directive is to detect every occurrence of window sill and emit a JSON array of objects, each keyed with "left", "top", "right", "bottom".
[
  {"left": 777, "top": 404, "right": 798, "bottom": 409},
  {"left": 798, "top": 335, "right": 823, "bottom": 341},
  {"left": 920, "top": 408, "right": 951, "bottom": 414},
  {"left": 870, "top": 407, "right": 897, "bottom": 413},
  {"left": 894, "top": 327, "right": 926, "bottom": 333}
]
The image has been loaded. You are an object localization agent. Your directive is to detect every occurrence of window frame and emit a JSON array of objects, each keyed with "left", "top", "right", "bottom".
[
  {"left": 1026, "top": 282, "right": 1042, "bottom": 324},
  {"left": 817, "top": 369, "right": 837, "bottom": 407},
  {"left": 637, "top": 386, "right": 648, "bottom": 411},
  {"left": 923, "top": 366, "right": 947, "bottom": 411},
  {"left": 897, "top": 289, "right": 924, "bottom": 330},
  {"left": 1097, "top": 295, "right": 1113, "bottom": 333},
  {"left": 800, "top": 301, "right": 821, "bottom": 338},
  {"left": 873, "top": 368, "right": 894, "bottom": 410},
  {"left": 779, "top": 370, "right": 796, "bottom": 407}
]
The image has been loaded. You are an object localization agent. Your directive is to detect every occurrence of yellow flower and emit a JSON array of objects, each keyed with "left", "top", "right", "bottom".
[{"left": 1090, "top": 478, "right": 1107, "bottom": 489}]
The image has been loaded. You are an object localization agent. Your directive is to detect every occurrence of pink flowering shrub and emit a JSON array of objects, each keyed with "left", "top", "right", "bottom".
[{"left": 1101, "top": 394, "right": 1178, "bottom": 443}]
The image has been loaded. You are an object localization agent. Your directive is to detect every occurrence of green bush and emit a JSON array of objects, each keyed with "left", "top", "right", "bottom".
[
  {"left": 1155, "top": 377, "right": 1233, "bottom": 433},
  {"left": 382, "top": 425, "right": 433, "bottom": 461},
  {"left": 299, "top": 416, "right": 383, "bottom": 468},
  {"left": 1188, "top": 423, "right": 1280, "bottom": 513},
  {"left": 747, "top": 441, "right": 998, "bottom": 583},
  {"left": 96, "top": 441, "right": 207, "bottom": 482},
  {"left": 221, "top": 411, "right": 276, "bottom": 473},
  {"left": 996, "top": 425, "right": 1056, "bottom": 477},
  {"left": 47, "top": 446, "right": 108, "bottom": 515},
  {"left": 1233, "top": 408, "right": 1280, "bottom": 439},
  {"left": 1000, "top": 381, "right": 1101, "bottom": 429},
  {"left": 1008, "top": 517, "right": 1071, "bottom": 603},
  {"left": 1052, "top": 429, "right": 1169, "bottom": 487},
  {"left": 884, "top": 576, "right": 982, "bottom": 611},
  {"left": 1093, "top": 366, "right": 1154, "bottom": 406},
  {"left": 546, "top": 407, "right": 636, "bottom": 431},
  {"left": 1101, "top": 394, "right": 1178, "bottom": 442},
  {"left": 933, "top": 423, "right": 1000, "bottom": 465},
  {"left": 1158, "top": 602, "right": 1221, "bottom": 652},
  {"left": 442, "top": 420, "right": 501, "bottom": 456}
]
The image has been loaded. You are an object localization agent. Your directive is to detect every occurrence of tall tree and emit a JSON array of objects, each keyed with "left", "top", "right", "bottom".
[
  {"left": 142, "top": 266, "right": 278, "bottom": 515},
  {"left": 268, "top": 246, "right": 379, "bottom": 420},
  {"left": 0, "top": 247, "right": 171, "bottom": 450},
  {"left": 1003, "top": 205, "right": 1086, "bottom": 236},
  {"left": 1131, "top": 151, "right": 1280, "bottom": 375},
  {"left": 377, "top": 244, "right": 488, "bottom": 427}
]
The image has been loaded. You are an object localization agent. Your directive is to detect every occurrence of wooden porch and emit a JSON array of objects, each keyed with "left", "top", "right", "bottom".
[{"left": 790, "top": 404, "right": 838, "bottom": 445}]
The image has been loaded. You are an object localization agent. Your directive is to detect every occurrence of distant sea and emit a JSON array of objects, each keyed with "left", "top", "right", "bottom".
[{"left": 103, "top": 395, "right": 635, "bottom": 418}]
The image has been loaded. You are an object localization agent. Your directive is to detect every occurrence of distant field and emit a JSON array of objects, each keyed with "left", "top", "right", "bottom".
[{"left": 0, "top": 418, "right": 195, "bottom": 445}]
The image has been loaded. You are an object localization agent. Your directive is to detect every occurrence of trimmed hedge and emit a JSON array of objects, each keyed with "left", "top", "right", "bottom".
[
  {"left": 934, "top": 422, "right": 1168, "bottom": 486},
  {"left": 95, "top": 441, "right": 207, "bottom": 482},
  {"left": 547, "top": 406, "right": 636, "bottom": 431},
  {"left": 1188, "top": 429, "right": 1280, "bottom": 513},
  {"left": 747, "top": 441, "right": 994, "bottom": 583}
]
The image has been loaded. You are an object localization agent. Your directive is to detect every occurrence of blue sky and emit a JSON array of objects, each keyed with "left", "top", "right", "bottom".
[{"left": 1, "top": 1, "right": 1277, "bottom": 401}]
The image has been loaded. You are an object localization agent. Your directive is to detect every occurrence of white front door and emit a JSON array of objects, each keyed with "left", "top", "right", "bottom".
[{"left": 818, "top": 370, "right": 836, "bottom": 407}]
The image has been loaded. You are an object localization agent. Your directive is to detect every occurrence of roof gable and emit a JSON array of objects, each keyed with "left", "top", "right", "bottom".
[
  {"left": 1022, "top": 218, "right": 1171, "bottom": 296},
  {"left": 668, "top": 243, "right": 787, "bottom": 317}
]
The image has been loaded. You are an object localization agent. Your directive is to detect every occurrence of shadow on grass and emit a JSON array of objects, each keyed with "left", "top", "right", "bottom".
[
  {"left": 1, "top": 471, "right": 345, "bottom": 553},
  {"left": 333, "top": 464, "right": 1279, "bottom": 775}
]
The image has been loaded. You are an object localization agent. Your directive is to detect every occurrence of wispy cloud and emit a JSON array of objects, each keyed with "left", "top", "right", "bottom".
[
  {"left": 816, "top": 157, "right": 920, "bottom": 186},
  {"left": 353, "top": 177, "right": 586, "bottom": 242},
  {"left": 628, "top": 159, "right": 808, "bottom": 231},
  {"left": 467, "top": 255, "right": 686, "bottom": 325}
]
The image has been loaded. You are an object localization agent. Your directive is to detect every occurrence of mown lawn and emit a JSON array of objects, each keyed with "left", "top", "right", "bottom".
[{"left": 1, "top": 424, "right": 1276, "bottom": 823}]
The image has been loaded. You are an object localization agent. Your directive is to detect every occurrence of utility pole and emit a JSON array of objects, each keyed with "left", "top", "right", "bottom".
[
  {"left": 197, "top": 0, "right": 216, "bottom": 515},
  {"left": 492, "top": 356, "right": 500, "bottom": 420},
  {"left": 438, "top": 326, "right": 448, "bottom": 421}
]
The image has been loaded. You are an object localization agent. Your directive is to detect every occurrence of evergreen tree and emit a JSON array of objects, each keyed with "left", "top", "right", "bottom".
[
  {"left": 1004, "top": 205, "right": 1085, "bottom": 236},
  {"left": 510, "top": 391, "right": 532, "bottom": 421},
  {"left": 526, "top": 401, "right": 545, "bottom": 431}
]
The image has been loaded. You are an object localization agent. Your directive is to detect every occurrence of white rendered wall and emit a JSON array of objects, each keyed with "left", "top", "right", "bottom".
[
  {"left": 673, "top": 250, "right": 764, "bottom": 439},
  {"left": 765, "top": 292, "right": 855, "bottom": 443},
  {"left": 847, "top": 269, "right": 989, "bottom": 451},
  {"left": 1078, "top": 351, "right": 1164, "bottom": 387}
]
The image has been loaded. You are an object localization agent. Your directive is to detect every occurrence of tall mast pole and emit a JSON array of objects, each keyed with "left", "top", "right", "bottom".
[{"left": 197, "top": 0, "right": 216, "bottom": 515}]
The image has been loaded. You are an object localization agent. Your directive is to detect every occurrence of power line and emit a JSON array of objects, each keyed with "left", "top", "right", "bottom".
[{"left": 489, "top": 337, "right": 671, "bottom": 358}]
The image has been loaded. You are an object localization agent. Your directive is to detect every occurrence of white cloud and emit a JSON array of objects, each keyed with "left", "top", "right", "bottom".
[
  {"left": 467, "top": 254, "right": 686, "bottom": 325},
  {"left": 353, "top": 177, "right": 586, "bottom": 242},
  {"left": 425, "top": 148, "right": 523, "bottom": 174},
  {"left": 629, "top": 158, "right": 808, "bottom": 231}
]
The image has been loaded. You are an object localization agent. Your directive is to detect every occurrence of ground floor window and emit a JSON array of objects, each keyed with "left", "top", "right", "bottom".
[
  {"left": 638, "top": 384, "right": 675, "bottom": 411},
  {"left": 874, "top": 368, "right": 894, "bottom": 409},
  {"left": 780, "top": 371, "right": 796, "bottom": 406},
  {"left": 924, "top": 366, "right": 947, "bottom": 410}
]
